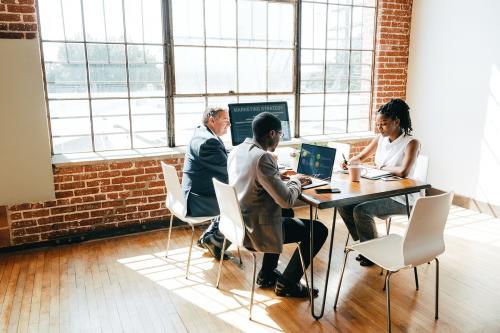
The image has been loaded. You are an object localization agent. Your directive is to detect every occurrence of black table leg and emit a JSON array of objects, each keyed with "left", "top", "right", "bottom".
[{"left": 310, "top": 206, "right": 337, "bottom": 320}]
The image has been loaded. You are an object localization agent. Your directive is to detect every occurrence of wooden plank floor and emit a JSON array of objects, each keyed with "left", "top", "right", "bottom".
[{"left": 1, "top": 205, "right": 500, "bottom": 333}]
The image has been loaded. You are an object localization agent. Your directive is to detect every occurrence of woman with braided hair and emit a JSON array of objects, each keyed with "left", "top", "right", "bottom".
[{"left": 339, "top": 98, "right": 420, "bottom": 267}]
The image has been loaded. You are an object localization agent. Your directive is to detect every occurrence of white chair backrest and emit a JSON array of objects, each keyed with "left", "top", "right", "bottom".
[
  {"left": 213, "top": 178, "right": 246, "bottom": 247},
  {"left": 413, "top": 155, "right": 429, "bottom": 182},
  {"left": 402, "top": 191, "right": 454, "bottom": 266},
  {"left": 161, "top": 162, "right": 187, "bottom": 218}
]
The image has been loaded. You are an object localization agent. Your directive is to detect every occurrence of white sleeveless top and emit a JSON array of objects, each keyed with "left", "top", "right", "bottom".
[{"left": 375, "top": 133, "right": 418, "bottom": 206}]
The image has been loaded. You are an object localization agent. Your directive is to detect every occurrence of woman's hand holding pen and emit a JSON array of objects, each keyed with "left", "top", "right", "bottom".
[{"left": 341, "top": 153, "right": 361, "bottom": 170}]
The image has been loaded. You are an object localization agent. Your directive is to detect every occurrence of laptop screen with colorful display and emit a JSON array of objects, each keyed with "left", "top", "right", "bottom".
[{"left": 297, "top": 144, "right": 336, "bottom": 189}]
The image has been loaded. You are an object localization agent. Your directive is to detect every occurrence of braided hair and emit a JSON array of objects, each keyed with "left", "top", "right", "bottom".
[{"left": 377, "top": 98, "right": 413, "bottom": 136}]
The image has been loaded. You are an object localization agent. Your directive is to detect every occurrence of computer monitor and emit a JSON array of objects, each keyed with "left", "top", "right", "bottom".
[{"left": 228, "top": 102, "right": 291, "bottom": 146}]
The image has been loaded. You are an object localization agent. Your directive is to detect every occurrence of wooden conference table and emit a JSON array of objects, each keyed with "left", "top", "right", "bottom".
[{"left": 299, "top": 173, "right": 431, "bottom": 320}]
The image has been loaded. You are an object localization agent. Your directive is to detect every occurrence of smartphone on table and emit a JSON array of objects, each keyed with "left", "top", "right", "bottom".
[{"left": 315, "top": 188, "right": 341, "bottom": 194}]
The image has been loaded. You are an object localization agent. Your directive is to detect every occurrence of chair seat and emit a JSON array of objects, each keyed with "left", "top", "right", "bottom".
[
  {"left": 349, "top": 234, "right": 409, "bottom": 272},
  {"left": 179, "top": 214, "right": 217, "bottom": 225}
]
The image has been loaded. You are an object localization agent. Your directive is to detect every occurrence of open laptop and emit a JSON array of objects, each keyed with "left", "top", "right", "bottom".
[{"left": 296, "top": 144, "right": 336, "bottom": 189}]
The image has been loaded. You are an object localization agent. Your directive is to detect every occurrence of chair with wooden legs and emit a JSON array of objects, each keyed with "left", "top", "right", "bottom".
[{"left": 161, "top": 162, "right": 217, "bottom": 279}]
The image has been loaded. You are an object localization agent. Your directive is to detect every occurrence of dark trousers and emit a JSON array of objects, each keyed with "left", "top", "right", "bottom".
[
  {"left": 338, "top": 198, "right": 408, "bottom": 242},
  {"left": 261, "top": 218, "right": 328, "bottom": 284},
  {"left": 200, "top": 208, "right": 296, "bottom": 249}
]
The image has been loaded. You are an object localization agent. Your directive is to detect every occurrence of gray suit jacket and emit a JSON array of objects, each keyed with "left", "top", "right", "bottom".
[
  {"left": 182, "top": 125, "right": 228, "bottom": 217},
  {"left": 228, "top": 138, "right": 301, "bottom": 253}
]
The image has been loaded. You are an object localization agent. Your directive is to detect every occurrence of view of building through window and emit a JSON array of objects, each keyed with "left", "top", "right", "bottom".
[{"left": 38, "top": 0, "right": 376, "bottom": 154}]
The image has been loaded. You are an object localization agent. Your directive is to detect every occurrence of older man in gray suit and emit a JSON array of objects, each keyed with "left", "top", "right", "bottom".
[
  {"left": 228, "top": 112, "right": 328, "bottom": 298},
  {"left": 182, "top": 107, "right": 231, "bottom": 259}
]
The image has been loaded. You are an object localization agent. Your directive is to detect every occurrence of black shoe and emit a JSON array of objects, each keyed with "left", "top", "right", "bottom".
[
  {"left": 204, "top": 241, "right": 231, "bottom": 260},
  {"left": 196, "top": 238, "right": 206, "bottom": 249},
  {"left": 359, "top": 257, "right": 375, "bottom": 267},
  {"left": 256, "top": 269, "right": 282, "bottom": 288},
  {"left": 274, "top": 279, "right": 319, "bottom": 298}
]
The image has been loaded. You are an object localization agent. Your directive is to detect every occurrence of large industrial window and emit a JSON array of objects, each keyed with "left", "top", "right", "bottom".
[
  {"left": 38, "top": 0, "right": 166, "bottom": 154},
  {"left": 299, "top": 0, "right": 376, "bottom": 136},
  {"left": 171, "top": 0, "right": 295, "bottom": 145},
  {"left": 38, "top": 0, "right": 376, "bottom": 154}
]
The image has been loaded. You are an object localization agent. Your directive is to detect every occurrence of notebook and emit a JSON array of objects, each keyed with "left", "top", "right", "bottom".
[
  {"left": 361, "top": 167, "right": 392, "bottom": 180},
  {"left": 296, "top": 144, "right": 336, "bottom": 189}
]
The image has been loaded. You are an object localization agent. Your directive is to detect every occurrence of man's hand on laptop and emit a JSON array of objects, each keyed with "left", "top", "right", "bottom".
[
  {"left": 280, "top": 169, "right": 297, "bottom": 180},
  {"left": 296, "top": 175, "right": 312, "bottom": 187}
]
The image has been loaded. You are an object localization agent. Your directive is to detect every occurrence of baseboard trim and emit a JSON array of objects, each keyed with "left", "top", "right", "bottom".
[{"left": 0, "top": 217, "right": 208, "bottom": 254}]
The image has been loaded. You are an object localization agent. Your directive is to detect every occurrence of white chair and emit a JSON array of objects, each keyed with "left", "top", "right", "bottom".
[
  {"left": 333, "top": 191, "right": 454, "bottom": 333},
  {"left": 212, "top": 178, "right": 310, "bottom": 320},
  {"left": 384, "top": 154, "right": 429, "bottom": 234},
  {"left": 161, "top": 162, "right": 217, "bottom": 279}
]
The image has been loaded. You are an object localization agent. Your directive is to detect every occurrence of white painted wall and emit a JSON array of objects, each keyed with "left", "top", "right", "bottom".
[
  {"left": 406, "top": 0, "right": 500, "bottom": 206},
  {"left": 0, "top": 40, "right": 55, "bottom": 205}
]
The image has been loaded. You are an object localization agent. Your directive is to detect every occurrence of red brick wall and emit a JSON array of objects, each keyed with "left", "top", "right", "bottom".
[
  {"left": 4, "top": 158, "right": 181, "bottom": 247},
  {"left": 372, "top": 0, "right": 413, "bottom": 124},
  {"left": 0, "top": 0, "right": 37, "bottom": 39},
  {"left": 0, "top": 0, "right": 413, "bottom": 248}
]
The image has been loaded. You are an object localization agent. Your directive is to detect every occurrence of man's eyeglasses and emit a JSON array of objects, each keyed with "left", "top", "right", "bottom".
[{"left": 276, "top": 130, "right": 284, "bottom": 138}]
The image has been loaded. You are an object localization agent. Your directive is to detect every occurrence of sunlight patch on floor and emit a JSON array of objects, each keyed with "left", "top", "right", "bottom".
[{"left": 117, "top": 245, "right": 284, "bottom": 332}]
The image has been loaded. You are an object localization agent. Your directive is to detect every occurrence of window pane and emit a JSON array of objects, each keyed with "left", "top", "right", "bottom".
[
  {"left": 51, "top": 117, "right": 91, "bottom": 136},
  {"left": 327, "top": 5, "right": 351, "bottom": 49},
  {"left": 301, "top": 49, "right": 325, "bottom": 93},
  {"left": 301, "top": 2, "right": 327, "bottom": 49},
  {"left": 268, "top": 49, "right": 293, "bottom": 92},
  {"left": 238, "top": 0, "right": 267, "bottom": 47},
  {"left": 133, "top": 132, "right": 168, "bottom": 149},
  {"left": 39, "top": 0, "right": 64, "bottom": 40},
  {"left": 43, "top": 42, "right": 85, "bottom": 63},
  {"left": 324, "top": 93, "right": 347, "bottom": 133},
  {"left": 39, "top": 0, "right": 84, "bottom": 41},
  {"left": 93, "top": 115, "right": 130, "bottom": 134},
  {"left": 142, "top": 0, "right": 163, "bottom": 43},
  {"left": 352, "top": 0, "right": 376, "bottom": 7},
  {"left": 352, "top": 6, "right": 375, "bottom": 50},
  {"left": 268, "top": 94, "right": 295, "bottom": 137},
  {"left": 348, "top": 92, "right": 370, "bottom": 132},
  {"left": 350, "top": 51, "right": 372, "bottom": 92},
  {"left": 91, "top": 99, "right": 129, "bottom": 116},
  {"left": 131, "top": 114, "right": 166, "bottom": 132},
  {"left": 172, "top": 0, "right": 204, "bottom": 45},
  {"left": 329, "top": 0, "right": 352, "bottom": 4},
  {"left": 238, "top": 95, "right": 266, "bottom": 103},
  {"left": 83, "top": 0, "right": 124, "bottom": 42},
  {"left": 174, "top": 47, "right": 205, "bottom": 94},
  {"left": 129, "top": 64, "right": 165, "bottom": 97},
  {"left": 174, "top": 97, "right": 205, "bottom": 146},
  {"left": 87, "top": 44, "right": 126, "bottom": 64},
  {"left": 49, "top": 100, "right": 89, "bottom": 118},
  {"left": 52, "top": 136, "right": 93, "bottom": 154},
  {"left": 207, "top": 48, "right": 237, "bottom": 93},
  {"left": 300, "top": 93, "right": 324, "bottom": 136},
  {"left": 130, "top": 98, "right": 166, "bottom": 115},
  {"left": 94, "top": 134, "right": 130, "bottom": 151},
  {"left": 268, "top": 2, "right": 294, "bottom": 48},
  {"left": 238, "top": 49, "right": 266, "bottom": 93},
  {"left": 205, "top": 0, "right": 236, "bottom": 47},
  {"left": 124, "top": 0, "right": 162, "bottom": 43},
  {"left": 88, "top": 44, "right": 127, "bottom": 98},
  {"left": 45, "top": 63, "right": 88, "bottom": 99},
  {"left": 326, "top": 50, "right": 349, "bottom": 93}
]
